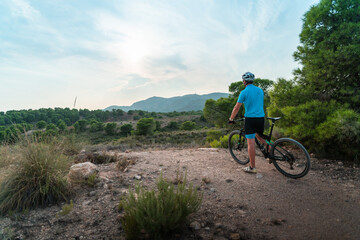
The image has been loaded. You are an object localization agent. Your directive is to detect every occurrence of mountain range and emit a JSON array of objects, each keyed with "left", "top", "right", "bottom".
[{"left": 104, "top": 93, "right": 229, "bottom": 112}]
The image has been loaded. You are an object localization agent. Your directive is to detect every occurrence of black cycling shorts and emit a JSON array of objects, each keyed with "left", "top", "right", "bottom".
[{"left": 244, "top": 117, "right": 264, "bottom": 139}]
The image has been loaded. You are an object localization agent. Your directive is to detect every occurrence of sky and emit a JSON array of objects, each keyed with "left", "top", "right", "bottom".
[{"left": 0, "top": 0, "right": 319, "bottom": 112}]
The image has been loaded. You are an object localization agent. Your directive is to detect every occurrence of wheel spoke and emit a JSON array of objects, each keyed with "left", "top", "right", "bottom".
[
  {"left": 271, "top": 138, "right": 310, "bottom": 178},
  {"left": 228, "top": 130, "right": 249, "bottom": 165}
]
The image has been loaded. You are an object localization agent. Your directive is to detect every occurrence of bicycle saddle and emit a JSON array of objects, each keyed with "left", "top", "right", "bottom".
[{"left": 267, "top": 117, "right": 281, "bottom": 122}]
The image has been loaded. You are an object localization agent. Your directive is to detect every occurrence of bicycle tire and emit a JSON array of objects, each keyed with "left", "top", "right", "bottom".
[
  {"left": 270, "top": 138, "right": 311, "bottom": 178},
  {"left": 228, "top": 130, "right": 249, "bottom": 165}
]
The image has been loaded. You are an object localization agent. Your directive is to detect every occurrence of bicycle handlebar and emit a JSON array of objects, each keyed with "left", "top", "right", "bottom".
[{"left": 234, "top": 118, "right": 245, "bottom": 122}]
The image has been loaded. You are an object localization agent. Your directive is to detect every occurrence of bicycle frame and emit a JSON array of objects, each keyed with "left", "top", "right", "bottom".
[{"left": 255, "top": 118, "right": 277, "bottom": 156}]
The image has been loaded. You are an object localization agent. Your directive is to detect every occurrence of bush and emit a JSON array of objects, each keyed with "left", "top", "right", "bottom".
[
  {"left": 57, "top": 120, "right": 67, "bottom": 132},
  {"left": 181, "top": 121, "right": 196, "bottom": 131},
  {"left": 0, "top": 140, "right": 71, "bottom": 215},
  {"left": 120, "top": 124, "right": 133, "bottom": 136},
  {"left": 90, "top": 121, "right": 104, "bottom": 132},
  {"left": 120, "top": 174, "right": 202, "bottom": 239},
  {"left": 104, "top": 122, "right": 117, "bottom": 135},
  {"left": 210, "top": 134, "right": 229, "bottom": 148},
  {"left": 166, "top": 121, "right": 179, "bottom": 131},
  {"left": 206, "top": 130, "right": 223, "bottom": 143},
  {"left": 278, "top": 100, "right": 341, "bottom": 147},
  {"left": 36, "top": 120, "right": 47, "bottom": 129},
  {"left": 135, "top": 118, "right": 155, "bottom": 136},
  {"left": 316, "top": 108, "right": 360, "bottom": 161},
  {"left": 74, "top": 120, "right": 87, "bottom": 132}
]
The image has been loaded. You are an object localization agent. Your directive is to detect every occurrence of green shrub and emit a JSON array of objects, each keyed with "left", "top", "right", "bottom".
[
  {"left": 120, "top": 124, "right": 133, "bottom": 136},
  {"left": 181, "top": 121, "right": 196, "bottom": 131},
  {"left": 90, "top": 121, "right": 104, "bottom": 132},
  {"left": 120, "top": 174, "right": 202, "bottom": 239},
  {"left": 105, "top": 122, "right": 117, "bottom": 135},
  {"left": 210, "top": 134, "right": 229, "bottom": 148},
  {"left": 135, "top": 118, "right": 155, "bottom": 136},
  {"left": 44, "top": 129, "right": 58, "bottom": 138},
  {"left": 57, "top": 200, "right": 73, "bottom": 217},
  {"left": 57, "top": 120, "right": 67, "bottom": 132},
  {"left": 0, "top": 140, "right": 71, "bottom": 215},
  {"left": 36, "top": 120, "right": 47, "bottom": 129},
  {"left": 74, "top": 120, "right": 87, "bottom": 132},
  {"left": 316, "top": 108, "right": 360, "bottom": 161},
  {"left": 86, "top": 172, "right": 98, "bottom": 187},
  {"left": 46, "top": 123, "right": 58, "bottom": 131},
  {"left": 166, "top": 121, "right": 179, "bottom": 131},
  {"left": 278, "top": 100, "right": 341, "bottom": 146},
  {"left": 206, "top": 130, "right": 223, "bottom": 143}
]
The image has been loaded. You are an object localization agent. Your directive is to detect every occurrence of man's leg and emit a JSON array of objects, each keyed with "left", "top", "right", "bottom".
[{"left": 247, "top": 138, "right": 256, "bottom": 168}]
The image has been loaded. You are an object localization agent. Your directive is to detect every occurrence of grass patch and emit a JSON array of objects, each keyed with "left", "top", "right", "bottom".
[
  {"left": 0, "top": 139, "right": 72, "bottom": 215},
  {"left": 119, "top": 173, "right": 203, "bottom": 239},
  {"left": 85, "top": 172, "right": 98, "bottom": 187},
  {"left": 57, "top": 200, "right": 74, "bottom": 217}
]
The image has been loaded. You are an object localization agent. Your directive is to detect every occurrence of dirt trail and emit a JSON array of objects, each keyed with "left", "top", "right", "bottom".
[
  {"left": 127, "top": 148, "right": 360, "bottom": 240},
  {"left": 1, "top": 148, "right": 359, "bottom": 240}
]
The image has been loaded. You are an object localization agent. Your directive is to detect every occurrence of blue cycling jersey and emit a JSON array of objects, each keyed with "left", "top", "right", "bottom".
[{"left": 237, "top": 84, "right": 265, "bottom": 118}]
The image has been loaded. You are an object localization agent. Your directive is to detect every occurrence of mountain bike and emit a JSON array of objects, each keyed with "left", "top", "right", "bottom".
[{"left": 228, "top": 117, "right": 311, "bottom": 179}]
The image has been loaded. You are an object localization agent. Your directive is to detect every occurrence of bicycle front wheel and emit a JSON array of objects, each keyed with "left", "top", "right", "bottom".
[
  {"left": 228, "top": 130, "right": 249, "bottom": 165},
  {"left": 271, "top": 138, "right": 311, "bottom": 178}
]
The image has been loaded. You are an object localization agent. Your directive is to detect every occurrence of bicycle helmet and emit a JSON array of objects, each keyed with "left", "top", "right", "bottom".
[{"left": 242, "top": 72, "right": 255, "bottom": 82}]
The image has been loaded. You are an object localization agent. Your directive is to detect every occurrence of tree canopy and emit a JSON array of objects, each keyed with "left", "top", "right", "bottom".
[
  {"left": 293, "top": 0, "right": 360, "bottom": 111},
  {"left": 268, "top": 0, "right": 360, "bottom": 160}
]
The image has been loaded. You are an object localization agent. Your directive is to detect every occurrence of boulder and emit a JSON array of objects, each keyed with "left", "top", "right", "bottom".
[{"left": 67, "top": 162, "right": 97, "bottom": 182}]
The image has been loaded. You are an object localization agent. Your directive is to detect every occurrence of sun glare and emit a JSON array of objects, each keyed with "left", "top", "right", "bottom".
[{"left": 121, "top": 29, "right": 157, "bottom": 65}]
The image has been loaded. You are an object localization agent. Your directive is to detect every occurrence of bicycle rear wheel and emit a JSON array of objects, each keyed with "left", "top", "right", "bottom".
[
  {"left": 228, "top": 130, "right": 249, "bottom": 165},
  {"left": 270, "top": 138, "right": 311, "bottom": 178}
]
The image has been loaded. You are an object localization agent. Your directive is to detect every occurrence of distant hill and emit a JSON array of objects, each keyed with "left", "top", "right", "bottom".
[{"left": 104, "top": 93, "right": 229, "bottom": 112}]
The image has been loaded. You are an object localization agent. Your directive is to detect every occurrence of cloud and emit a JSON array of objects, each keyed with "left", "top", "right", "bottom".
[
  {"left": 108, "top": 74, "right": 151, "bottom": 92},
  {"left": 10, "top": 0, "right": 40, "bottom": 20},
  {"left": 146, "top": 54, "right": 188, "bottom": 77}
]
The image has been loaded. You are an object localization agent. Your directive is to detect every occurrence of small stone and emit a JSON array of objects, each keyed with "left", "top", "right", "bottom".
[
  {"left": 238, "top": 209, "right": 246, "bottom": 217},
  {"left": 270, "top": 218, "right": 286, "bottom": 225},
  {"left": 134, "top": 175, "right": 142, "bottom": 180},
  {"left": 202, "top": 176, "right": 211, "bottom": 184},
  {"left": 214, "top": 222, "right": 222, "bottom": 228},
  {"left": 210, "top": 188, "right": 216, "bottom": 192},
  {"left": 256, "top": 174, "right": 263, "bottom": 179},
  {"left": 225, "top": 179, "right": 234, "bottom": 183},
  {"left": 338, "top": 162, "right": 344, "bottom": 166},
  {"left": 230, "top": 233, "right": 240, "bottom": 240},
  {"left": 190, "top": 221, "right": 201, "bottom": 230},
  {"left": 89, "top": 191, "right": 96, "bottom": 197},
  {"left": 205, "top": 227, "right": 210, "bottom": 231}
]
